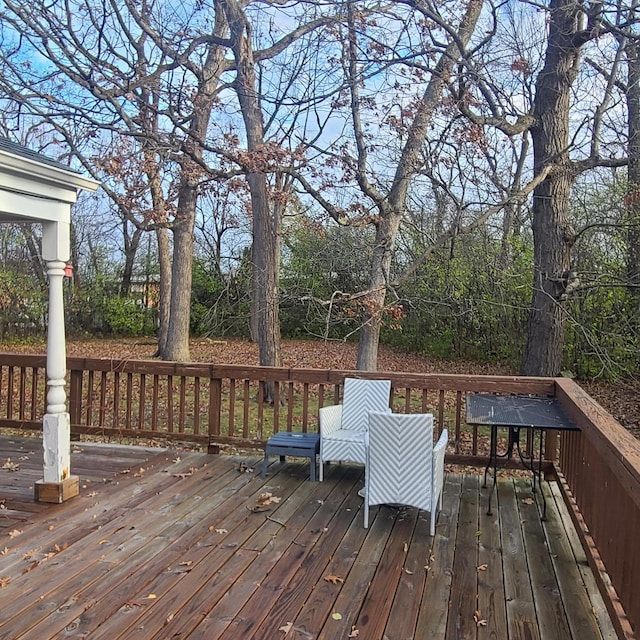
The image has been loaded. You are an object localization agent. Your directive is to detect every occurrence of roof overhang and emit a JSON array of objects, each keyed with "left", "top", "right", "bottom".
[{"left": 0, "top": 143, "right": 100, "bottom": 223}]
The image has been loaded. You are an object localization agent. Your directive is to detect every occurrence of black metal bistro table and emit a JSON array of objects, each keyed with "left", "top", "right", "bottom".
[{"left": 466, "top": 393, "right": 579, "bottom": 519}]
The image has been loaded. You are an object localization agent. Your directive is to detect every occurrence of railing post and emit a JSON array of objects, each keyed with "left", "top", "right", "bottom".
[
  {"left": 208, "top": 377, "right": 222, "bottom": 454},
  {"left": 544, "top": 429, "right": 558, "bottom": 462},
  {"left": 68, "top": 368, "right": 83, "bottom": 441}
]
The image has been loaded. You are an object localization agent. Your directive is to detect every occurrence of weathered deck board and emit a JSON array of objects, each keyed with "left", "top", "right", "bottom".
[{"left": 0, "top": 436, "right": 618, "bottom": 640}]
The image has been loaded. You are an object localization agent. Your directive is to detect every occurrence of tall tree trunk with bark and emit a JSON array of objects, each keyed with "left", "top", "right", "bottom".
[
  {"left": 522, "top": 0, "right": 585, "bottom": 376},
  {"left": 222, "top": 0, "right": 282, "bottom": 382},
  {"left": 626, "top": 39, "right": 640, "bottom": 314},
  {"left": 120, "top": 224, "right": 143, "bottom": 297},
  {"left": 161, "top": 12, "right": 228, "bottom": 362},
  {"left": 355, "top": 0, "right": 483, "bottom": 370},
  {"left": 155, "top": 227, "right": 171, "bottom": 356}
]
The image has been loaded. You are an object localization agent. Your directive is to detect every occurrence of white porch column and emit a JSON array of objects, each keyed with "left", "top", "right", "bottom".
[{"left": 35, "top": 220, "right": 78, "bottom": 502}]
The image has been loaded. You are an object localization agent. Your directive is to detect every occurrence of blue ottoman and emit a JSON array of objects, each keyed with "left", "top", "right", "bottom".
[{"left": 262, "top": 432, "right": 321, "bottom": 481}]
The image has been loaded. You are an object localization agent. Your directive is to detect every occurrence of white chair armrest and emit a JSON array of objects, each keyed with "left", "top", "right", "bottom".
[
  {"left": 319, "top": 404, "right": 343, "bottom": 436},
  {"left": 433, "top": 428, "right": 448, "bottom": 492}
]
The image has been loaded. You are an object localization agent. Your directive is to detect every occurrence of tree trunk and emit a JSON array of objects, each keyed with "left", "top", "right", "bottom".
[
  {"left": 355, "top": 0, "right": 483, "bottom": 370},
  {"left": 223, "top": 0, "right": 282, "bottom": 381},
  {"left": 522, "top": 0, "right": 582, "bottom": 376},
  {"left": 120, "top": 223, "right": 143, "bottom": 297},
  {"left": 161, "top": 12, "right": 227, "bottom": 362},
  {"left": 164, "top": 194, "right": 195, "bottom": 362},
  {"left": 626, "top": 39, "right": 640, "bottom": 314},
  {"left": 356, "top": 214, "right": 401, "bottom": 371},
  {"left": 155, "top": 227, "right": 171, "bottom": 357}
]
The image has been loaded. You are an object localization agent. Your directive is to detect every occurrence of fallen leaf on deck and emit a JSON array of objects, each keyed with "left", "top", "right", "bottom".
[
  {"left": 323, "top": 574, "right": 344, "bottom": 584},
  {"left": 120, "top": 469, "right": 131, "bottom": 474},
  {"left": 0, "top": 547, "right": 8, "bottom": 555},
  {"left": 474, "top": 610, "right": 488, "bottom": 627},
  {"left": 279, "top": 622, "right": 293, "bottom": 635},
  {"left": 348, "top": 626, "right": 360, "bottom": 638},
  {"left": 54, "top": 543, "right": 68, "bottom": 553},
  {"left": 331, "top": 612, "right": 343, "bottom": 620},
  {"left": 145, "top": 593, "right": 157, "bottom": 599},
  {"left": 250, "top": 492, "right": 282, "bottom": 512},
  {"left": 165, "top": 613, "right": 174, "bottom": 624},
  {"left": 173, "top": 472, "right": 193, "bottom": 479},
  {"left": 8, "top": 529, "right": 23, "bottom": 538},
  {"left": 477, "top": 564, "right": 488, "bottom": 572},
  {"left": 2, "top": 459, "right": 19, "bottom": 471},
  {"left": 124, "top": 600, "right": 146, "bottom": 608},
  {"left": 22, "top": 560, "right": 39, "bottom": 574},
  {"left": 0, "top": 576, "right": 9, "bottom": 587},
  {"left": 522, "top": 497, "right": 535, "bottom": 505},
  {"left": 475, "top": 530, "right": 482, "bottom": 537}
]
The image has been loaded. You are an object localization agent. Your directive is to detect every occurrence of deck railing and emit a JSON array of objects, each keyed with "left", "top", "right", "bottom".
[{"left": 0, "top": 353, "right": 638, "bottom": 638}]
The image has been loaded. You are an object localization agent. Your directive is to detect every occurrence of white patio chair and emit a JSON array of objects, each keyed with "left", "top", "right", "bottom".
[
  {"left": 364, "top": 411, "right": 448, "bottom": 536},
  {"left": 318, "top": 377, "right": 392, "bottom": 481}
]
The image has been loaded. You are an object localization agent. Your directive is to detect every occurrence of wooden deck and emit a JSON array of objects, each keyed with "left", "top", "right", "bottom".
[{"left": 0, "top": 436, "right": 617, "bottom": 640}]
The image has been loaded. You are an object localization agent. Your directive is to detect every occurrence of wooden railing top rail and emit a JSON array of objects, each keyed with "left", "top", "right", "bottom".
[
  {"left": 61, "top": 356, "right": 555, "bottom": 394},
  {"left": 555, "top": 377, "right": 640, "bottom": 508},
  {"left": 0, "top": 352, "right": 557, "bottom": 394}
]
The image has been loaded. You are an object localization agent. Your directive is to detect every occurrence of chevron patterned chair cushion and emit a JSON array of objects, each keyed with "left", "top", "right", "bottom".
[
  {"left": 318, "top": 378, "right": 392, "bottom": 481},
  {"left": 364, "top": 411, "right": 448, "bottom": 536}
]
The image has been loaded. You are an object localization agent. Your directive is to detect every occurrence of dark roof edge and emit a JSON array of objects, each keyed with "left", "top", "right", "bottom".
[{"left": 0, "top": 137, "right": 82, "bottom": 174}]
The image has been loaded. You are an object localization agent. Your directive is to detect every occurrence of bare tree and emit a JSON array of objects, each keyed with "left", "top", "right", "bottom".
[
  {"left": 292, "top": 0, "right": 485, "bottom": 370},
  {"left": 0, "top": 0, "right": 337, "bottom": 365},
  {"left": 455, "top": 0, "right": 631, "bottom": 375}
]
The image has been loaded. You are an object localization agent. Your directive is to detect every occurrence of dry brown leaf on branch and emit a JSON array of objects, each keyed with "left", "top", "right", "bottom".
[{"left": 323, "top": 574, "right": 344, "bottom": 585}]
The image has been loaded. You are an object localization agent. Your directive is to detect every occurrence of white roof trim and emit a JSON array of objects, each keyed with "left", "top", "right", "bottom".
[{"left": 0, "top": 148, "right": 100, "bottom": 194}]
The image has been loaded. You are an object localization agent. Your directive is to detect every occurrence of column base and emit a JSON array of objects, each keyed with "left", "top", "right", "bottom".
[{"left": 34, "top": 476, "right": 79, "bottom": 503}]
